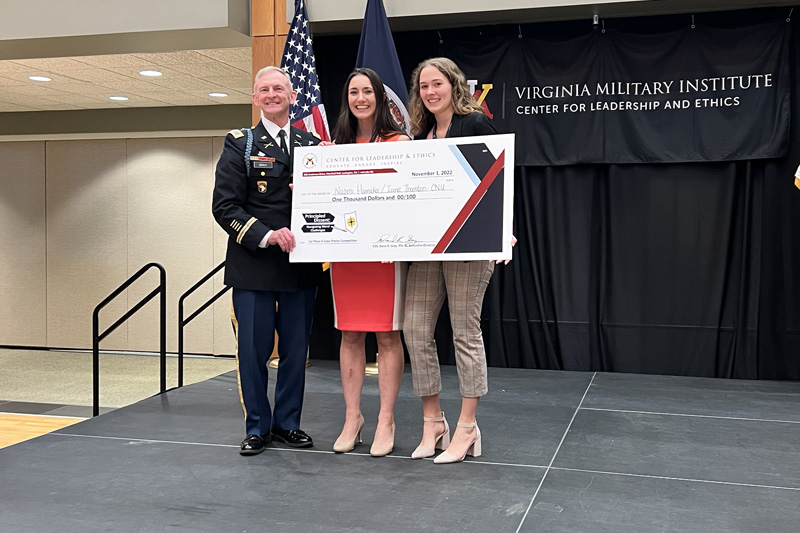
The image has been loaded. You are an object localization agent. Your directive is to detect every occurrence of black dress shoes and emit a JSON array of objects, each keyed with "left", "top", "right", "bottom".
[
  {"left": 271, "top": 428, "right": 314, "bottom": 448},
  {"left": 240, "top": 434, "right": 270, "bottom": 456}
]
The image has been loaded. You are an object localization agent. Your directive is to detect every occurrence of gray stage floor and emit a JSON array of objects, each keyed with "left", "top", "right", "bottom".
[{"left": 1, "top": 361, "right": 799, "bottom": 532}]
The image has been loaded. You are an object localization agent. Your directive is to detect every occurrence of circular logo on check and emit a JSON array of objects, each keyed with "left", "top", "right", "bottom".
[{"left": 303, "top": 153, "right": 317, "bottom": 168}]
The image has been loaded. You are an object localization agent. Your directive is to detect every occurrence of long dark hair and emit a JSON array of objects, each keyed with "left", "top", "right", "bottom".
[{"left": 332, "top": 68, "right": 404, "bottom": 144}]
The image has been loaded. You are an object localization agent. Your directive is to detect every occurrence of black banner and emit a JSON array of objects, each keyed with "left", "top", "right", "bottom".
[{"left": 444, "top": 20, "right": 791, "bottom": 165}]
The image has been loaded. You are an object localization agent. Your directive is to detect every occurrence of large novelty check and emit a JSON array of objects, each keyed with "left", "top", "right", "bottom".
[{"left": 289, "top": 133, "right": 514, "bottom": 262}]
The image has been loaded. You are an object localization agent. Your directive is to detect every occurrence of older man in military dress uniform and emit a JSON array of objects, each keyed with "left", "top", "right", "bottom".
[{"left": 212, "top": 66, "right": 321, "bottom": 455}]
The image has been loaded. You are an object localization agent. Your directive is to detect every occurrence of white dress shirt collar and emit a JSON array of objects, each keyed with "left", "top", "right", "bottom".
[{"left": 261, "top": 116, "right": 291, "bottom": 145}]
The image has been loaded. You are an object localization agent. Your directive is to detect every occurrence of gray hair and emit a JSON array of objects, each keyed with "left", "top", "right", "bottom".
[{"left": 253, "top": 66, "right": 294, "bottom": 93}]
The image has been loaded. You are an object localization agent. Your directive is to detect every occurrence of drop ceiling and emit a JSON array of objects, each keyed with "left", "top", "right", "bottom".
[{"left": 0, "top": 48, "right": 253, "bottom": 113}]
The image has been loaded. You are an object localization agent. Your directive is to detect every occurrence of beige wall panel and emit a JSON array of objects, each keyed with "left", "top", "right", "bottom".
[
  {"left": 126, "top": 138, "right": 217, "bottom": 355},
  {"left": 211, "top": 136, "right": 236, "bottom": 356},
  {"left": 0, "top": 142, "right": 47, "bottom": 346},
  {"left": 46, "top": 140, "right": 129, "bottom": 350}
]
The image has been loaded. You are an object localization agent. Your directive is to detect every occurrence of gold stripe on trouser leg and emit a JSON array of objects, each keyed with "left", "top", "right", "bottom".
[
  {"left": 268, "top": 302, "right": 280, "bottom": 368},
  {"left": 230, "top": 301, "right": 247, "bottom": 419}
]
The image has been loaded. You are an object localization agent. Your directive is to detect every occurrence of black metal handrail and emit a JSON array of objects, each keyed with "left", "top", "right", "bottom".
[
  {"left": 178, "top": 262, "right": 231, "bottom": 387},
  {"left": 92, "top": 262, "right": 166, "bottom": 417}
]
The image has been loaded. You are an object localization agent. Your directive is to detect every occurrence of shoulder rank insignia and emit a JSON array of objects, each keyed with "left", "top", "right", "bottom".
[{"left": 228, "top": 129, "right": 244, "bottom": 139}]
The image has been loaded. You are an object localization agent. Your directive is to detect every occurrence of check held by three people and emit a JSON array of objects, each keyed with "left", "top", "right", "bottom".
[{"left": 290, "top": 133, "right": 515, "bottom": 262}]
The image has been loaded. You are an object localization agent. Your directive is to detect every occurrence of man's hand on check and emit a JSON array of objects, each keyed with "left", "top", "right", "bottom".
[{"left": 268, "top": 227, "right": 297, "bottom": 252}]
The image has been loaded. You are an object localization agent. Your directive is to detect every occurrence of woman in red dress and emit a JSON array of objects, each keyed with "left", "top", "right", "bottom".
[{"left": 328, "top": 68, "right": 410, "bottom": 456}]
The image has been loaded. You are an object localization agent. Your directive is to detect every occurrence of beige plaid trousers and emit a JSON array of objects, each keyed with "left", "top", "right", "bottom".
[{"left": 404, "top": 260, "right": 495, "bottom": 398}]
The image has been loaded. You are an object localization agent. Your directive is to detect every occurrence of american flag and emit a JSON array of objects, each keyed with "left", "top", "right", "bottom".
[{"left": 280, "top": 0, "right": 331, "bottom": 141}]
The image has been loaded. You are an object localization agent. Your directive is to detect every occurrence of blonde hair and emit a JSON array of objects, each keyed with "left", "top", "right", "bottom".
[
  {"left": 253, "top": 66, "right": 294, "bottom": 93},
  {"left": 408, "top": 57, "right": 483, "bottom": 137}
]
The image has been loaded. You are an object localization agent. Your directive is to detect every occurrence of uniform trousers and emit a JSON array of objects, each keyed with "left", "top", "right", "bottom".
[
  {"left": 232, "top": 287, "right": 316, "bottom": 436},
  {"left": 404, "top": 260, "right": 495, "bottom": 398}
]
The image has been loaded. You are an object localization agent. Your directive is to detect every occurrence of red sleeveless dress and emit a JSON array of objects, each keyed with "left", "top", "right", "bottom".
[{"left": 329, "top": 134, "right": 407, "bottom": 331}]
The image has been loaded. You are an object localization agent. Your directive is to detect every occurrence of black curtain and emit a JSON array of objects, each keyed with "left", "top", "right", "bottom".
[{"left": 309, "top": 7, "right": 800, "bottom": 380}]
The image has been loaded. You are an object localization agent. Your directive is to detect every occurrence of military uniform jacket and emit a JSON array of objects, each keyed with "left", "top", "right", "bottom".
[{"left": 212, "top": 121, "right": 322, "bottom": 292}]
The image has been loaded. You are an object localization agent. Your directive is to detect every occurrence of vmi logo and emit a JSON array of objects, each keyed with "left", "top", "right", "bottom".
[{"left": 467, "top": 79, "right": 494, "bottom": 119}]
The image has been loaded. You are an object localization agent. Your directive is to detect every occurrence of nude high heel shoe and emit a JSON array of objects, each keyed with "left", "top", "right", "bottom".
[
  {"left": 333, "top": 413, "right": 364, "bottom": 453},
  {"left": 411, "top": 412, "right": 451, "bottom": 459},
  {"left": 369, "top": 420, "right": 395, "bottom": 457},
  {"left": 433, "top": 421, "right": 481, "bottom": 464}
]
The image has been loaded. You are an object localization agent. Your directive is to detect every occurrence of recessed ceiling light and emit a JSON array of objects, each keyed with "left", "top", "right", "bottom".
[
  {"left": 109, "top": 96, "right": 129, "bottom": 101},
  {"left": 208, "top": 92, "right": 228, "bottom": 98},
  {"left": 29, "top": 76, "right": 52, "bottom": 82},
  {"left": 139, "top": 70, "right": 162, "bottom": 77}
]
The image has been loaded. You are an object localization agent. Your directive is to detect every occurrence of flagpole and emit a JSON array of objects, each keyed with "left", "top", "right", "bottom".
[
  {"left": 356, "top": 0, "right": 411, "bottom": 375},
  {"left": 270, "top": 0, "right": 331, "bottom": 371}
]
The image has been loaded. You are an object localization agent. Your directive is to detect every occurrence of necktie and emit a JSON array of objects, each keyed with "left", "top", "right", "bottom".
[{"left": 278, "top": 130, "right": 288, "bottom": 155}]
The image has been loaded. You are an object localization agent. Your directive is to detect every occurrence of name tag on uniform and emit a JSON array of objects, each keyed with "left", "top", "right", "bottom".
[{"left": 251, "top": 155, "right": 275, "bottom": 169}]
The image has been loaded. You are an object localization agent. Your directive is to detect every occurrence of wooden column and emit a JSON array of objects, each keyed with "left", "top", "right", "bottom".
[
  {"left": 251, "top": 0, "right": 294, "bottom": 125},
  {"left": 252, "top": 0, "right": 274, "bottom": 125},
  {"left": 275, "top": 0, "right": 291, "bottom": 38}
]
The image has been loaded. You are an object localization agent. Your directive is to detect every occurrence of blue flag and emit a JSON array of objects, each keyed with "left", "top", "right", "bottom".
[{"left": 355, "top": 0, "right": 410, "bottom": 134}]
